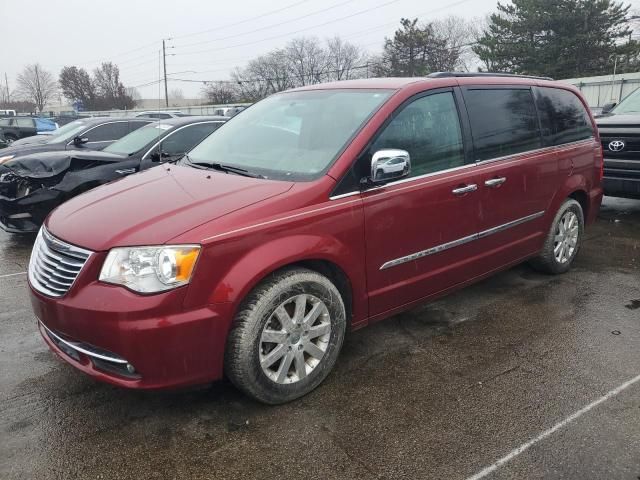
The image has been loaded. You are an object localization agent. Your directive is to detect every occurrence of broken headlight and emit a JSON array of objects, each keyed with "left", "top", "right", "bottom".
[{"left": 99, "top": 245, "right": 201, "bottom": 293}]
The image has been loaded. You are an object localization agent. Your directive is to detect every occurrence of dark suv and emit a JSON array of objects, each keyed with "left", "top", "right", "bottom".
[{"left": 596, "top": 88, "right": 640, "bottom": 199}]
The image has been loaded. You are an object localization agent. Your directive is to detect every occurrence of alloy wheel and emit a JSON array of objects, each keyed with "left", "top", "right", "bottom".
[
  {"left": 259, "top": 294, "right": 331, "bottom": 384},
  {"left": 554, "top": 211, "right": 579, "bottom": 264}
]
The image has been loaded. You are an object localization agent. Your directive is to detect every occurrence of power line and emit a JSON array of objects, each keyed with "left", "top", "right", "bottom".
[
  {"left": 171, "top": 0, "right": 314, "bottom": 41},
  {"left": 173, "top": 0, "right": 358, "bottom": 49},
  {"left": 174, "top": 0, "right": 404, "bottom": 56}
]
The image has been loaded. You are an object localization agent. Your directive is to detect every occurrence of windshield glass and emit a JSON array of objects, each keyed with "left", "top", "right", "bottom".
[
  {"left": 103, "top": 123, "right": 171, "bottom": 155},
  {"left": 186, "top": 89, "right": 392, "bottom": 180},
  {"left": 612, "top": 88, "right": 640, "bottom": 114},
  {"left": 45, "top": 120, "right": 88, "bottom": 143}
]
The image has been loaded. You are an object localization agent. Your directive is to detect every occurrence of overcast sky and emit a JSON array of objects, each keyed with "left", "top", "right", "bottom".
[{"left": 2, "top": 0, "right": 639, "bottom": 102}]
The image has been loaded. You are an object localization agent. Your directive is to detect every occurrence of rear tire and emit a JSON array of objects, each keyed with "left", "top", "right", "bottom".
[
  {"left": 529, "top": 198, "right": 584, "bottom": 274},
  {"left": 224, "top": 267, "right": 346, "bottom": 404}
]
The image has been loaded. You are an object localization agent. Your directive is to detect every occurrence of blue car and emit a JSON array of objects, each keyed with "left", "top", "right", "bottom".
[{"left": 0, "top": 117, "right": 59, "bottom": 146}]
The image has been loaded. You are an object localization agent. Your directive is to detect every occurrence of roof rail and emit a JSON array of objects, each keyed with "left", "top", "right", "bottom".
[{"left": 428, "top": 72, "right": 554, "bottom": 81}]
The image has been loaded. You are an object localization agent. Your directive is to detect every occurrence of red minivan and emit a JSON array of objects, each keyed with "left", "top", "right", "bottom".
[{"left": 29, "top": 73, "right": 603, "bottom": 404}]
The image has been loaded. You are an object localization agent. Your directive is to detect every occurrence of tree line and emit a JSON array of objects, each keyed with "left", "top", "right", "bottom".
[{"left": 2, "top": 0, "right": 639, "bottom": 112}]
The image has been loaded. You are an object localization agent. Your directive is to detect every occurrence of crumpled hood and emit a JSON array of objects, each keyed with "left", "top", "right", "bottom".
[
  {"left": 3, "top": 150, "right": 127, "bottom": 178},
  {"left": 46, "top": 164, "right": 294, "bottom": 251}
]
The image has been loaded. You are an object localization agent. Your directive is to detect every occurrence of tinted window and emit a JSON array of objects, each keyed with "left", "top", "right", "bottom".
[
  {"left": 535, "top": 87, "right": 593, "bottom": 145},
  {"left": 464, "top": 88, "right": 541, "bottom": 161},
  {"left": 157, "top": 122, "right": 223, "bottom": 155},
  {"left": 85, "top": 122, "right": 130, "bottom": 142},
  {"left": 127, "top": 120, "right": 152, "bottom": 133},
  {"left": 372, "top": 92, "right": 465, "bottom": 177},
  {"left": 16, "top": 118, "right": 34, "bottom": 128}
]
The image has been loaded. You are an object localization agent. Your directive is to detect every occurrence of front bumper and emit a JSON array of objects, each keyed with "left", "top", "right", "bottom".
[
  {"left": 31, "top": 277, "right": 233, "bottom": 389},
  {"left": 0, "top": 188, "right": 61, "bottom": 233}
]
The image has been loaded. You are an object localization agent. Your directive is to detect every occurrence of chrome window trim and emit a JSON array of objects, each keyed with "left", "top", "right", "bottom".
[
  {"left": 141, "top": 121, "right": 226, "bottom": 160},
  {"left": 39, "top": 320, "right": 128, "bottom": 364},
  {"left": 380, "top": 210, "right": 545, "bottom": 270},
  {"left": 329, "top": 137, "right": 595, "bottom": 201}
]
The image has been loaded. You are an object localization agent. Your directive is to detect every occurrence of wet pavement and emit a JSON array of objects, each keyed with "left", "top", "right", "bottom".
[{"left": 1, "top": 197, "right": 639, "bottom": 480}]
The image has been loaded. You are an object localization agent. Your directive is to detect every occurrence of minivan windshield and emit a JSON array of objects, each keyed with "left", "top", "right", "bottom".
[
  {"left": 103, "top": 123, "right": 170, "bottom": 156},
  {"left": 612, "top": 88, "right": 640, "bottom": 114},
  {"left": 186, "top": 89, "right": 392, "bottom": 180}
]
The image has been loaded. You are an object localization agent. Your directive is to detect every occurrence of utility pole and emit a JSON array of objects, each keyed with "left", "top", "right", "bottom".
[
  {"left": 4, "top": 73, "right": 9, "bottom": 103},
  {"left": 162, "top": 39, "right": 169, "bottom": 107}
]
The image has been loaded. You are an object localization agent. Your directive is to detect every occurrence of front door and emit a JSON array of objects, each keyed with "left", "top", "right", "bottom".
[{"left": 362, "top": 89, "right": 482, "bottom": 318}]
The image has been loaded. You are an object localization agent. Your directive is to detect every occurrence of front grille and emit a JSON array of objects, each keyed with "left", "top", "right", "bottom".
[{"left": 28, "top": 227, "right": 92, "bottom": 297}]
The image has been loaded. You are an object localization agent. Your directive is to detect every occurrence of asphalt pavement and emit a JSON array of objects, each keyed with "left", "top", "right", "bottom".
[{"left": 1, "top": 197, "right": 639, "bottom": 480}]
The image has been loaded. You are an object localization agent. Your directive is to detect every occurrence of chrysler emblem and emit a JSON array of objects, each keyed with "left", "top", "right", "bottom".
[{"left": 608, "top": 140, "right": 625, "bottom": 151}]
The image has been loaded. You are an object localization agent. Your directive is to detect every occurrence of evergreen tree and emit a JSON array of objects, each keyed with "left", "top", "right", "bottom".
[{"left": 474, "top": 0, "right": 636, "bottom": 78}]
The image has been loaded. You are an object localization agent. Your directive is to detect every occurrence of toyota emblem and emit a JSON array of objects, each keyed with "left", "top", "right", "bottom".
[{"left": 609, "top": 140, "right": 625, "bottom": 151}]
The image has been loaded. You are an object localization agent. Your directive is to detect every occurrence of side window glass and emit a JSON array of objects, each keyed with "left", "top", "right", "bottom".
[
  {"left": 86, "top": 122, "right": 129, "bottom": 142},
  {"left": 159, "top": 123, "right": 222, "bottom": 156},
  {"left": 16, "top": 118, "right": 34, "bottom": 128},
  {"left": 464, "top": 88, "right": 541, "bottom": 161},
  {"left": 535, "top": 87, "right": 593, "bottom": 146},
  {"left": 128, "top": 121, "right": 151, "bottom": 133},
  {"left": 0, "top": 119, "right": 10, "bottom": 127},
  {"left": 371, "top": 92, "right": 465, "bottom": 177}
]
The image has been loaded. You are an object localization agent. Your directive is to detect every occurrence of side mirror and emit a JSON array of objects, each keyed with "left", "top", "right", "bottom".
[
  {"left": 150, "top": 151, "right": 175, "bottom": 162},
  {"left": 73, "top": 136, "right": 89, "bottom": 146},
  {"left": 370, "top": 149, "right": 411, "bottom": 184},
  {"left": 601, "top": 102, "right": 617, "bottom": 114}
]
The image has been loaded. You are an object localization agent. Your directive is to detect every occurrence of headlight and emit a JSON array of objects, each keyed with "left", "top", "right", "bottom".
[
  {"left": 0, "top": 155, "right": 15, "bottom": 164},
  {"left": 99, "top": 245, "right": 201, "bottom": 293}
]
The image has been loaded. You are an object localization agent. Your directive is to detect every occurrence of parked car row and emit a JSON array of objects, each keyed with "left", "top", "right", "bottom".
[
  {"left": 0, "top": 116, "right": 58, "bottom": 145},
  {"left": 15, "top": 73, "right": 608, "bottom": 405},
  {"left": 0, "top": 116, "right": 226, "bottom": 233}
]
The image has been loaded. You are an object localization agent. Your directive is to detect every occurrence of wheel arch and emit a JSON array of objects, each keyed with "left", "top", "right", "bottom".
[{"left": 206, "top": 234, "right": 366, "bottom": 329}]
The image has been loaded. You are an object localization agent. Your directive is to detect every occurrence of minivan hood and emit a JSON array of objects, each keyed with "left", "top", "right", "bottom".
[{"left": 46, "top": 165, "right": 294, "bottom": 251}]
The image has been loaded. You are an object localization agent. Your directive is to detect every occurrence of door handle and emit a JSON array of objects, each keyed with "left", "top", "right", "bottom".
[
  {"left": 484, "top": 177, "right": 507, "bottom": 188},
  {"left": 452, "top": 184, "right": 478, "bottom": 196}
]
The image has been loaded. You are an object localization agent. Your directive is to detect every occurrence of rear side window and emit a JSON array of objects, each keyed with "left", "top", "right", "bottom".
[
  {"left": 157, "top": 122, "right": 224, "bottom": 156},
  {"left": 371, "top": 91, "right": 466, "bottom": 177},
  {"left": 463, "top": 88, "right": 541, "bottom": 161},
  {"left": 85, "top": 122, "right": 130, "bottom": 142},
  {"left": 16, "top": 118, "right": 35, "bottom": 128},
  {"left": 535, "top": 87, "right": 593, "bottom": 146}
]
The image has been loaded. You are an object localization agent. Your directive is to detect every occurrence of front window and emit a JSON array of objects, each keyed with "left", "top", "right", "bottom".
[
  {"left": 612, "top": 88, "right": 640, "bottom": 114},
  {"left": 103, "top": 123, "right": 172, "bottom": 156},
  {"left": 186, "top": 89, "right": 392, "bottom": 181},
  {"left": 46, "top": 121, "right": 89, "bottom": 143}
]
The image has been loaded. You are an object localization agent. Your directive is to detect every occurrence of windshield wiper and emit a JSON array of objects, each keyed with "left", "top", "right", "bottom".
[{"left": 181, "top": 155, "right": 265, "bottom": 178}]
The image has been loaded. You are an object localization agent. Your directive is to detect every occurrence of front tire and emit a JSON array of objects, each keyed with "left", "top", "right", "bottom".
[
  {"left": 224, "top": 267, "right": 346, "bottom": 404},
  {"left": 530, "top": 198, "right": 584, "bottom": 274}
]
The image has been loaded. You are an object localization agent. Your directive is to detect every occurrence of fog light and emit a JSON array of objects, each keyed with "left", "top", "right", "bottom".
[{"left": 126, "top": 363, "right": 136, "bottom": 374}]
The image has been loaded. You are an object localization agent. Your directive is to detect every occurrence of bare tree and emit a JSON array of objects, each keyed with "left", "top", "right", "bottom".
[
  {"left": 93, "top": 62, "right": 134, "bottom": 109},
  {"left": 202, "top": 81, "right": 238, "bottom": 104},
  {"left": 286, "top": 37, "right": 328, "bottom": 86},
  {"left": 16, "top": 64, "right": 57, "bottom": 113},
  {"left": 326, "top": 37, "right": 368, "bottom": 80}
]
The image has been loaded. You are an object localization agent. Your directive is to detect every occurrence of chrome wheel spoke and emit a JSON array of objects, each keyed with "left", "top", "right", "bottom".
[
  {"left": 261, "top": 344, "right": 287, "bottom": 368},
  {"left": 304, "top": 341, "right": 326, "bottom": 360},
  {"left": 275, "top": 305, "right": 296, "bottom": 332},
  {"left": 307, "top": 323, "right": 330, "bottom": 339},
  {"left": 276, "top": 351, "right": 295, "bottom": 383},
  {"left": 554, "top": 242, "right": 563, "bottom": 255},
  {"left": 303, "top": 301, "right": 324, "bottom": 327},
  {"left": 293, "top": 295, "right": 307, "bottom": 324},
  {"left": 261, "top": 329, "right": 288, "bottom": 344},
  {"left": 294, "top": 349, "right": 307, "bottom": 380}
]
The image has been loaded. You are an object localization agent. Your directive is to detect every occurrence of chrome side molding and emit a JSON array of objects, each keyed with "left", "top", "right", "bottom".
[{"left": 380, "top": 211, "right": 545, "bottom": 270}]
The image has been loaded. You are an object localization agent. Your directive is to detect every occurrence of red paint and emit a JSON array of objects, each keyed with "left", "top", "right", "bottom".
[{"left": 32, "top": 76, "right": 603, "bottom": 389}]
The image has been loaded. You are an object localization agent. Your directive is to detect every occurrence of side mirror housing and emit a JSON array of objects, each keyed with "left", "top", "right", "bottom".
[
  {"left": 369, "top": 149, "right": 411, "bottom": 184},
  {"left": 601, "top": 102, "right": 617, "bottom": 114},
  {"left": 150, "top": 151, "right": 174, "bottom": 162},
  {"left": 73, "top": 136, "right": 89, "bottom": 146}
]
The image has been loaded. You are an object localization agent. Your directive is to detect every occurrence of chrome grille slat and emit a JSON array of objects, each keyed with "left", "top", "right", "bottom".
[{"left": 28, "top": 228, "right": 93, "bottom": 298}]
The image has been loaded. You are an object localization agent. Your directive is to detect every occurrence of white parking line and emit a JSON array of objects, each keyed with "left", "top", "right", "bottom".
[
  {"left": 0, "top": 271, "right": 26, "bottom": 279},
  {"left": 466, "top": 373, "right": 640, "bottom": 480}
]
